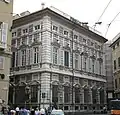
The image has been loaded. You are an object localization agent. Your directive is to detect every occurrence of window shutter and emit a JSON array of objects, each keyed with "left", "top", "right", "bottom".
[
  {"left": 26, "top": 49, "right": 30, "bottom": 65},
  {"left": 18, "top": 50, "right": 21, "bottom": 66},
  {"left": 1, "top": 22, "right": 8, "bottom": 48},
  {"left": 0, "top": 56, "right": 4, "bottom": 69},
  {"left": 30, "top": 48, "right": 33, "bottom": 64},
  {"left": 60, "top": 50, "right": 63, "bottom": 65},
  {"left": 70, "top": 53, "right": 72, "bottom": 68}
]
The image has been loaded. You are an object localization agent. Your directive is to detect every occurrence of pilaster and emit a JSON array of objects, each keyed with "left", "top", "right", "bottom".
[
  {"left": 41, "top": 72, "right": 51, "bottom": 108},
  {"left": 42, "top": 16, "right": 51, "bottom": 68}
]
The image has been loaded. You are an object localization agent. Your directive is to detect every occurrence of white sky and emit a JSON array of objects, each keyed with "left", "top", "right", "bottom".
[{"left": 13, "top": 0, "right": 120, "bottom": 40}]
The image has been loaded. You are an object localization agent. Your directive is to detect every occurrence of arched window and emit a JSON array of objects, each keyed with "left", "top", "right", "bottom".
[
  {"left": 52, "top": 85, "right": 58, "bottom": 103},
  {"left": 64, "top": 86, "right": 70, "bottom": 103},
  {"left": 92, "top": 89, "right": 97, "bottom": 104},
  {"left": 100, "top": 89, "right": 104, "bottom": 104},
  {"left": 84, "top": 88, "right": 89, "bottom": 104},
  {"left": 75, "top": 87, "right": 80, "bottom": 103}
]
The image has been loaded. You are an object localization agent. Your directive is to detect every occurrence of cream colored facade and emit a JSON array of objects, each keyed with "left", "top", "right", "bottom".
[
  {"left": 0, "top": 0, "right": 13, "bottom": 105},
  {"left": 10, "top": 8, "right": 107, "bottom": 111},
  {"left": 110, "top": 33, "right": 120, "bottom": 97}
]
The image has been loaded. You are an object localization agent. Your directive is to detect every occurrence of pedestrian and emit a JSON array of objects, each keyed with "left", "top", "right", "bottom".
[
  {"left": 30, "top": 109, "right": 34, "bottom": 115},
  {"left": 15, "top": 107, "right": 19, "bottom": 115},
  {"left": 40, "top": 108, "right": 45, "bottom": 115},
  {"left": 35, "top": 108, "right": 40, "bottom": 115}
]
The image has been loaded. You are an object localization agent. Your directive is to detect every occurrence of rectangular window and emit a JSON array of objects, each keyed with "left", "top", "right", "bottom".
[
  {"left": 34, "top": 33, "right": 39, "bottom": 41},
  {"left": 75, "top": 54, "right": 78, "bottom": 69},
  {"left": 0, "top": 56, "right": 4, "bottom": 69},
  {"left": 34, "top": 47, "right": 39, "bottom": 64},
  {"left": 64, "top": 31, "right": 68, "bottom": 37},
  {"left": 34, "top": 25, "right": 40, "bottom": 30},
  {"left": 74, "top": 35, "right": 78, "bottom": 42},
  {"left": 16, "top": 52, "right": 18, "bottom": 67},
  {"left": 12, "top": 32, "right": 16, "bottom": 37},
  {"left": 53, "top": 25, "right": 58, "bottom": 32},
  {"left": 114, "top": 60, "right": 116, "bottom": 70},
  {"left": 53, "top": 47, "right": 58, "bottom": 64},
  {"left": 11, "top": 52, "right": 15, "bottom": 67},
  {"left": 21, "top": 50, "right": 26, "bottom": 66},
  {"left": 118, "top": 57, "right": 120, "bottom": 67},
  {"left": 64, "top": 51, "right": 69, "bottom": 67},
  {"left": 115, "top": 79, "right": 117, "bottom": 89},
  {"left": 23, "top": 28, "right": 28, "bottom": 34}
]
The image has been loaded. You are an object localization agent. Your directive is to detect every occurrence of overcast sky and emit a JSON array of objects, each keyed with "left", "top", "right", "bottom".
[{"left": 13, "top": 0, "right": 120, "bottom": 40}]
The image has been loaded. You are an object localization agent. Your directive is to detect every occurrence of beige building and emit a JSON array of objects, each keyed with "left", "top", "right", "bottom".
[
  {"left": 0, "top": 0, "right": 13, "bottom": 105},
  {"left": 110, "top": 33, "right": 120, "bottom": 98},
  {"left": 10, "top": 7, "right": 107, "bottom": 112}
]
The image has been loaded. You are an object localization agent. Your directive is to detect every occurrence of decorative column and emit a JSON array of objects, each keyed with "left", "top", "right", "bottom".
[
  {"left": 41, "top": 73, "right": 51, "bottom": 108},
  {"left": 41, "top": 16, "right": 51, "bottom": 68}
]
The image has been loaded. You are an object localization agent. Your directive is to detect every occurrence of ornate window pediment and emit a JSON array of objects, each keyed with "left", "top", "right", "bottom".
[
  {"left": 51, "top": 41, "right": 60, "bottom": 48},
  {"left": 81, "top": 52, "right": 88, "bottom": 57},
  {"left": 63, "top": 45, "right": 71, "bottom": 51},
  {"left": 73, "top": 49, "right": 80, "bottom": 53},
  {"left": 19, "top": 44, "right": 29, "bottom": 49},
  {"left": 31, "top": 40, "right": 42, "bottom": 46},
  {"left": 97, "top": 57, "right": 103, "bottom": 62},
  {"left": 90, "top": 55, "right": 96, "bottom": 60}
]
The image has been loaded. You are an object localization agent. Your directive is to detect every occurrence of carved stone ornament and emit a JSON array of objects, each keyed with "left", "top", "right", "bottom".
[{"left": 51, "top": 41, "right": 60, "bottom": 48}]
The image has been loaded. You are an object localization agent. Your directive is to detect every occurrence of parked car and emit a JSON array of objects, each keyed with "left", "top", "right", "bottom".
[{"left": 51, "top": 109, "right": 64, "bottom": 115}]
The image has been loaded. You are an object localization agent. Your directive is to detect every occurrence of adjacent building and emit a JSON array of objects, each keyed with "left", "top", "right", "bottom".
[
  {"left": 9, "top": 7, "right": 107, "bottom": 111},
  {"left": 0, "top": 0, "right": 13, "bottom": 105},
  {"left": 110, "top": 33, "right": 120, "bottom": 98},
  {"left": 103, "top": 41, "right": 114, "bottom": 109}
]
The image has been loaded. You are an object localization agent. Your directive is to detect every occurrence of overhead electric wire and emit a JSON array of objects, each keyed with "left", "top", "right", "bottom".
[
  {"left": 105, "top": 11, "right": 120, "bottom": 37},
  {"left": 97, "top": 0, "right": 113, "bottom": 22}
]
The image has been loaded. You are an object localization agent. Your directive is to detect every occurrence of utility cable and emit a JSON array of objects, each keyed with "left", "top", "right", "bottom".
[
  {"left": 105, "top": 11, "right": 120, "bottom": 37},
  {"left": 94, "top": 0, "right": 113, "bottom": 29},
  {"left": 97, "top": 0, "right": 113, "bottom": 22}
]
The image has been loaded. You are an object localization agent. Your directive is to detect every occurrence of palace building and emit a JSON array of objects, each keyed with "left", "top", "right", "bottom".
[{"left": 9, "top": 6, "right": 107, "bottom": 111}]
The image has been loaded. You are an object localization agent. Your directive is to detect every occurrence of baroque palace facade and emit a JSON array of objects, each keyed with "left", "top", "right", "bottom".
[{"left": 9, "top": 7, "right": 107, "bottom": 111}]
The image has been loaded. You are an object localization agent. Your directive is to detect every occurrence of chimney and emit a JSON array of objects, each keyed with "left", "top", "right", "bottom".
[{"left": 41, "top": 3, "right": 45, "bottom": 9}]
